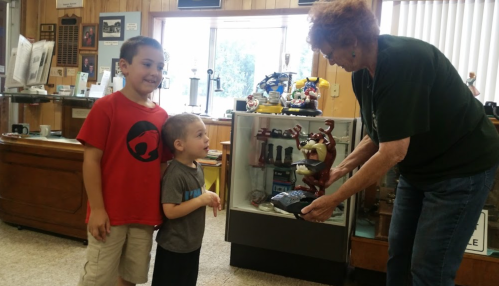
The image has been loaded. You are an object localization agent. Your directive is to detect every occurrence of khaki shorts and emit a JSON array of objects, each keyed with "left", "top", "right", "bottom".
[{"left": 78, "top": 224, "right": 154, "bottom": 286}]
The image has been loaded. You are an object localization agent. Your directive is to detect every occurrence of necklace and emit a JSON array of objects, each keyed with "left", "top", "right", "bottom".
[{"left": 363, "top": 69, "right": 377, "bottom": 132}]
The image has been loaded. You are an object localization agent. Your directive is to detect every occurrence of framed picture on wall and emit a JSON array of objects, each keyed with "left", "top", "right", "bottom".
[
  {"left": 99, "top": 16, "right": 125, "bottom": 41},
  {"left": 80, "top": 54, "right": 98, "bottom": 81},
  {"left": 79, "top": 23, "right": 98, "bottom": 50},
  {"left": 111, "top": 58, "right": 121, "bottom": 80}
]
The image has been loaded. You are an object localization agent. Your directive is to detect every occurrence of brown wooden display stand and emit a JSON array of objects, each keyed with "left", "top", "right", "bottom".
[
  {"left": 0, "top": 135, "right": 88, "bottom": 241},
  {"left": 350, "top": 118, "right": 499, "bottom": 286}
]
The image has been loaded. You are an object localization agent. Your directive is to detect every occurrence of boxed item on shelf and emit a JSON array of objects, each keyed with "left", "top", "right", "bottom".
[
  {"left": 273, "top": 168, "right": 293, "bottom": 182},
  {"left": 272, "top": 181, "right": 293, "bottom": 197}
]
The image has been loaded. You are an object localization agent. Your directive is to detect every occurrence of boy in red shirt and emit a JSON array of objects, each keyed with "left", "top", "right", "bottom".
[{"left": 77, "top": 36, "right": 170, "bottom": 286}]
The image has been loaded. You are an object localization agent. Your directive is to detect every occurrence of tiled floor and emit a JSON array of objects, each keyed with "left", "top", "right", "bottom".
[{"left": 0, "top": 209, "right": 386, "bottom": 286}]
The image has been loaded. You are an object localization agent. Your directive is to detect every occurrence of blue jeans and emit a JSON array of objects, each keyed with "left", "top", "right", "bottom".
[{"left": 387, "top": 163, "right": 498, "bottom": 286}]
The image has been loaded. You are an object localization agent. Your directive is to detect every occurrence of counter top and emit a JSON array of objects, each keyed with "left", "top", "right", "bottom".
[{"left": 0, "top": 134, "right": 83, "bottom": 152}]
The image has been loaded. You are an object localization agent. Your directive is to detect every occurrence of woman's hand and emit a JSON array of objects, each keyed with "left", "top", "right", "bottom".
[
  {"left": 324, "top": 167, "right": 347, "bottom": 187},
  {"left": 300, "top": 194, "right": 340, "bottom": 223},
  {"left": 88, "top": 208, "right": 111, "bottom": 242}
]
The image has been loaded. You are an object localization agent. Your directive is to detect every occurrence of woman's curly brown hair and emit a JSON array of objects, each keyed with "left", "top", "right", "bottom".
[{"left": 307, "top": 0, "right": 380, "bottom": 50}]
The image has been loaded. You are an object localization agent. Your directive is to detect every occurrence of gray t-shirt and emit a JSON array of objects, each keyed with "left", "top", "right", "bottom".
[{"left": 156, "top": 159, "right": 206, "bottom": 253}]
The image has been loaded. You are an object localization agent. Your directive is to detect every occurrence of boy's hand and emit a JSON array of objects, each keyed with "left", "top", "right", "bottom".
[
  {"left": 88, "top": 209, "right": 111, "bottom": 242},
  {"left": 201, "top": 191, "right": 221, "bottom": 217}
]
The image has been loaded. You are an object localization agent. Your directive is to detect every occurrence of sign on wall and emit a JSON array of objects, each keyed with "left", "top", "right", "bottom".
[
  {"left": 57, "top": 0, "right": 84, "bottom": 9},
  {"left": 178, "top": 0, "right": 221, "bottom": 9},
  {"left": 465, "top": 210, "right": 488, "bottom": 256},
  {"left": 298, "top": 0, "right": 318, "bottom": 6}
]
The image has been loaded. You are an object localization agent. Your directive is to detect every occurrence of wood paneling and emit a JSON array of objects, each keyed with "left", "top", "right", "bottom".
[
  {"left": 253, "top": 0, "right": 267, "bottom": 10},
  {"left": 266, "top": 0, "right": 276, "bottom": 9},
  {"left": 243, "top": 0, "right": 252, "bottom": 10},
  {"left": 21, "top": 0, "right": 39, "bottom": 38},
  {"left": 317, "top": 58, "right": 360, "bottom": 118},
  {"left": 204, "top": 120, "right": 231, "bottom": 151},
  {"left": 225, "top": 0, "right": 244, "bottom": 10},
  {"left": 275, "top": 0, "right": 290, "bottom": 9},
  {"left": 150, "top": 0, "right": 162, "bottom": 12}
]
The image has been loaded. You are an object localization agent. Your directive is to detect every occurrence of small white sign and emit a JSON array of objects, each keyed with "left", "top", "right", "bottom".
[
  {"left": 50, "top": 67, "right": 64, "bottom": 77},
  {"left": 56, "top": 0, "right": 84, "bottom": 9},
  {"left": 465, "top": 209, "right": 488, "bottom": 255},
  {"left": 126, "top": 23, "right": 138, "bottom": 31},
  {"left": 100, "top": 66, "right": 110, "bottom": 74},
  {"left": 0, "top": 65, "right": 4, "bottom": 73},
  {"left": 72, "top": 108, "right": 90, "bottom": 119},
  {"left": 104, "top": 41, "right": 119, "bottom": 46},
  {"left": 66, "top": 68, "right": 76, "bottom": 77}
]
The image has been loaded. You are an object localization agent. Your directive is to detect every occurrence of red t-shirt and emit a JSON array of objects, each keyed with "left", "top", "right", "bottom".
[{"left": 77, "top": 91, "right": 172, "bottom": 226}]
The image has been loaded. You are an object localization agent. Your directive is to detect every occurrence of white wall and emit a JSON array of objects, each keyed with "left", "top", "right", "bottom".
[{"left": 6, "top": 0, "right": 21, "bottom": 124}]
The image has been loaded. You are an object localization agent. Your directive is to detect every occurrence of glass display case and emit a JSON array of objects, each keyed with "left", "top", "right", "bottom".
[{"left": 225, "top": 112, "right": 362, "bottom": 285}]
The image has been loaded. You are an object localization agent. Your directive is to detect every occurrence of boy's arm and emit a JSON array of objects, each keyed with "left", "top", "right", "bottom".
[
  {"left": 82, "top": 144, "right": 110, "bottom": 241},
  {"left": 162, "top": 191, "right": 219, "bottom": 219}
]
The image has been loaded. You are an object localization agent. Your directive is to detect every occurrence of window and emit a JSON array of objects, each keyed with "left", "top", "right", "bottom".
[
  {"left": 161, "top": 15, "right": 314, "bottom": 117},
  {"left": 212, "top": 27, "right": 282, "bottom": 117},
  {"left": 161, "top": 18, "right": 210, "bottom": 114},
  {"left": 380, "top": 0, "right": 499, "bottom": 103}
]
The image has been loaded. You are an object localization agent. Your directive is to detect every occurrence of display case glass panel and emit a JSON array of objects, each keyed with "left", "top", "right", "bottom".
[{"left": 229, "top": 112, "right": 361, "bottom": 226}]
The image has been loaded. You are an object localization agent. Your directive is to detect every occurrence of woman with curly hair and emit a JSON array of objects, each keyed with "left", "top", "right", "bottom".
[{"left": 301, "top": 1, "right": 499, "bottom": 285}]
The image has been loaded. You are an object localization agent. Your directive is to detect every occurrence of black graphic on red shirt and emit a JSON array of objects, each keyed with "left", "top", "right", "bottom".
[{"left": 127, "top": 121, "right": 160, "bottom": 162}]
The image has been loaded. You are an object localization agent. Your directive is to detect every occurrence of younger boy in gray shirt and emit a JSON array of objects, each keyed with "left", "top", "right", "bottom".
[{"left": 152, "top": 113, "right": 221, "bottom": 286}]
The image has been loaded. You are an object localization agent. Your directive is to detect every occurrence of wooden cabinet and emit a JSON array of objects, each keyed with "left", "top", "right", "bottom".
[{"left": 0, "top": 136, "right": 87, "bottom": 240}]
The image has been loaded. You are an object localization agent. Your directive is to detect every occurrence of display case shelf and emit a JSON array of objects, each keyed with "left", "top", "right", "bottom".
[
  {"left": 255, "top": 136, "right": 351, "bottom": 144},
  {"left": 231, "top": 203, "right": 346, "bottom": 223}
]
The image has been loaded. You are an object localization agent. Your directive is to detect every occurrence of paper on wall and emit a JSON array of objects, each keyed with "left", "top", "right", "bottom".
[{"left": 100, "top": 70, "right": 111, "bottom": 88}]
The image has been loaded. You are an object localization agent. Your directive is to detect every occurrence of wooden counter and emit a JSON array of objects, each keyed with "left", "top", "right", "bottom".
[{"left": 0, "top": 135, "right": 87, "bottom": 240}]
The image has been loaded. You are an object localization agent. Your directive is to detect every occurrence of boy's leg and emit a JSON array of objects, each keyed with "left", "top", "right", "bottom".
[
  {"left": 386, "top": 177, "right": 424, "bottom": 286},
  {"left": 151, "top": 246, "right": 201, "bottom": 286},
  {"left": 151, "top": 245, "right": 183, "bottom": 286},
  {"left": 78, "top": 225, "right": 129, "bottom": 286},
  {"left": 182, "top": 247, "right": 201, "bottom": 286},
  {"left": 118, "top": 224, "right": 154, "bottom": 284},
  {"left": 410, "top": 164, "right": 497, "bottom": 286}
]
